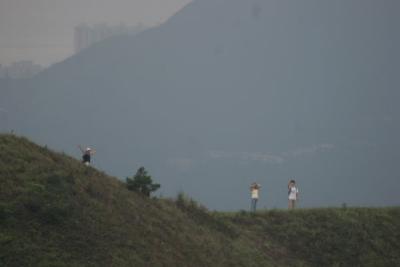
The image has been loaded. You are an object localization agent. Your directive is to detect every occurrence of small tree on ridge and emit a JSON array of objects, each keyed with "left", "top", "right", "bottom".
[{"left": 126, "top": 167, "right": 160, "bottom": 197}]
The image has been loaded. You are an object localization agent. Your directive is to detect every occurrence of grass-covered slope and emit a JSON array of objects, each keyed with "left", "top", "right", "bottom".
[
  {"left": 220, "top": 208, "right": 400, "bottom": 267},
  {"left": 0, "top": 134, "right": 273, "bottom": 267},
  {"left": 1, "top": 134, "right": 399, "bottom": 267}
]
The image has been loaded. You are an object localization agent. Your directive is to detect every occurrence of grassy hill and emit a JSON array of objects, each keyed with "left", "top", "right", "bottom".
[{"left": 1, "top": 134, "right": 399, "bottom": 266}]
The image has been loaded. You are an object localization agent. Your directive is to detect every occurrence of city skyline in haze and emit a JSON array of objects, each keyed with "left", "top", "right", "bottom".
[{"left": 0, "top": 0, "right": 190, "bottom": 66}]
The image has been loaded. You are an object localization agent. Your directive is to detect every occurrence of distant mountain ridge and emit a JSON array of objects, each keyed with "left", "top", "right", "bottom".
[{"left": 1, "top": 0, "right": 399, "bottom": 210}]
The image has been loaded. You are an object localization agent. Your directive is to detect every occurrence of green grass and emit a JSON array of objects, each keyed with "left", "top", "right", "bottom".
[
  {"left": 220, "top": 208, "right": 400, "bottom": 266},
  {"left": 0, "top": 134, "right": 399, "bottom": 266}
]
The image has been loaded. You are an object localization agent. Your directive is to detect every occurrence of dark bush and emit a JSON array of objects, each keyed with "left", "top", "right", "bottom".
[{"left": 126, "top": 167, "right": 160, "bottom": 197}]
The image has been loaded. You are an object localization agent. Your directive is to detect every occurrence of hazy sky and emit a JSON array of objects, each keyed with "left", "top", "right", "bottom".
[{"left": 0, "top": 0, "right": 190, "bottom": 66}]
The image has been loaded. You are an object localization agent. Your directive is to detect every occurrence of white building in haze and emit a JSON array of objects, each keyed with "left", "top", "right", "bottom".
[{"left": 74, "top": 23, "right": 146, "bottom": 54}]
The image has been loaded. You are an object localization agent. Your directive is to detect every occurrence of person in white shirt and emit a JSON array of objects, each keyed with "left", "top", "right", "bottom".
[
  {"left": 288, "top": 179, "right": 299, "bottom": 209},
  {"left": 250, "top": 182, "right": 261, "bottom": 212}
]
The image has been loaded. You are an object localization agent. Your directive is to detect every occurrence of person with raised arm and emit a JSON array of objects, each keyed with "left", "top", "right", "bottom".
[
  {"left": 78, "top": 145, "right": 96, "bottom": 166},
  {"left": 250, "top": 182, "right": 261, "bottom": 212}
]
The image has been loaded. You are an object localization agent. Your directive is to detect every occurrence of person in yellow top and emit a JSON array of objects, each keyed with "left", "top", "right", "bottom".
[{"left": 250, "top": 182, "right": 261, "bottom": 212}]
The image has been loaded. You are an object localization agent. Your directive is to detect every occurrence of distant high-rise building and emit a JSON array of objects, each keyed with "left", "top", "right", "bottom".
[{"left": 74, "top": 23, "right": 146, "bottom": 54}]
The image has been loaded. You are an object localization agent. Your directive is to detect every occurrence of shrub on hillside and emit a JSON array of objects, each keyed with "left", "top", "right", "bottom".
[
  {"left": 175, "top": 192, "right": 238, "bottom": 238},
  {"left": 126, "top": 167, "right": 160, "bottom": 197}
]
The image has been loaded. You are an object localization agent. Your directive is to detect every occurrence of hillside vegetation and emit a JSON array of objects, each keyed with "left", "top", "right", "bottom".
[{"left": 1, "top": 134, "right": 399, "bottom": 266}]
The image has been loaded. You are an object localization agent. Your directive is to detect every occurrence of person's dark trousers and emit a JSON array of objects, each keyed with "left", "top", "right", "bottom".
[{"left": 251, "top": 198, "right": 258, "bottom": 212}]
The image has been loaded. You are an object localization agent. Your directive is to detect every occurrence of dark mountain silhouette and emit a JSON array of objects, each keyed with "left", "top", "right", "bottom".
[{"left": 1, "top": 0, "right": 399, "bottom": 209}]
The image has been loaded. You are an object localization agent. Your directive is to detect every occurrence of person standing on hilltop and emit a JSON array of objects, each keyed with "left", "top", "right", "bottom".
[
  {"left": 250, "top": 182, "right": 261, "bottom": 212},
  {"left": 78, "top": 145, "right": 96, "bottom": 166},
  {"left": 288, "top": 179, "right": 299, "bottom": 209}
]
